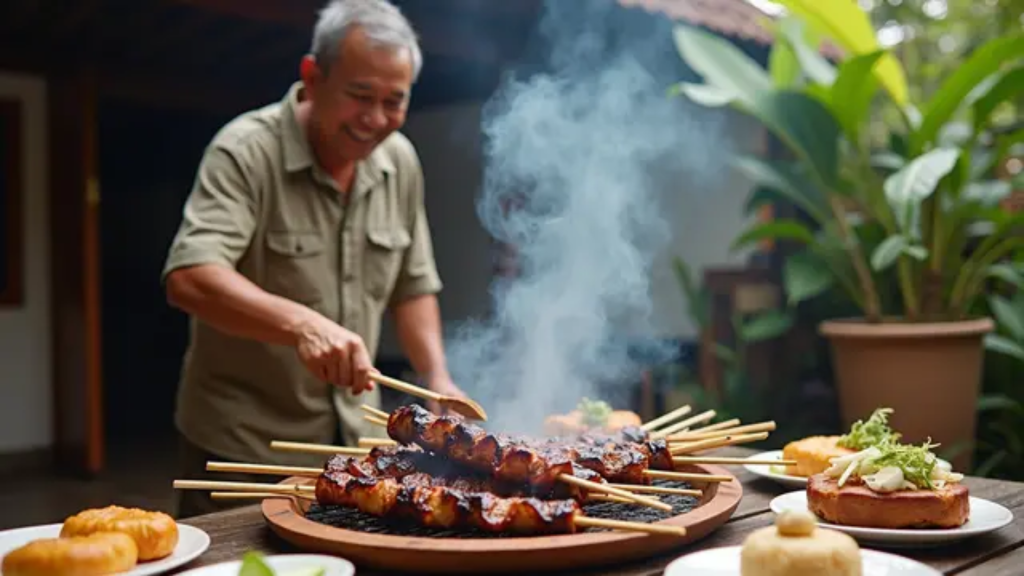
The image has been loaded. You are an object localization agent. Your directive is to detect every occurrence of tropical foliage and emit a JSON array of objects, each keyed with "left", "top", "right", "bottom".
[{"left": 669, "top": 0, "right": 1024, "bottom": 329}]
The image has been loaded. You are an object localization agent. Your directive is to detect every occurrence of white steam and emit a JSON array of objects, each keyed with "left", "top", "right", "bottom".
[{"left": 446, "top": 2, "right": 731, "bottom": 434}]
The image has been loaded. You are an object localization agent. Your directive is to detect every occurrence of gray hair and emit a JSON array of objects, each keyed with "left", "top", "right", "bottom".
[{"left": 310, "top": 0, "right": 423, "bottom": 81}]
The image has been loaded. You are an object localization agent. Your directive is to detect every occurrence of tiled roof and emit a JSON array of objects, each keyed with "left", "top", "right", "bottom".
[{"left": 618, "top": 0, "right": 845, "bottom": 59}]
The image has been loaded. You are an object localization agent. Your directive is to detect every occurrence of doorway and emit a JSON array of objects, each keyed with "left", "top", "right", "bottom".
[{"left": 97, "top": 100, "right": 231, "bottom": 443}]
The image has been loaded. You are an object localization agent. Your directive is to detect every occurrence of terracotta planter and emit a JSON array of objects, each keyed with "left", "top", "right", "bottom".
[{"left": 820, "top": 317, "right": 994, "bottom": 472}]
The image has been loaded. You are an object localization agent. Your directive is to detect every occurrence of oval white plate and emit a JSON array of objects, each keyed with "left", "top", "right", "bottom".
[
  {"left": 0, "top": 522, "right": 210, "bottom": 576},
  {"left": 664, "top": 545, "right": 941, "bottom": 575},
  {"left": 743, "top": 450, "right": 809, "bottom": 488},
  {"left": 770, "top": 490, "right": 1014, "bottom": 547},
  {"left": 745, "top": 451, "right": 954, "bottom": 490},
  {"left": 176, "top": 554, "right": 356, "bottom": 576}
]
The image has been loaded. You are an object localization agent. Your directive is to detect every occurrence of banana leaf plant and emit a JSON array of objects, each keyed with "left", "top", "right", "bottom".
[{"left": 668, "top": 0, "right": 1024, "bottom": 336}]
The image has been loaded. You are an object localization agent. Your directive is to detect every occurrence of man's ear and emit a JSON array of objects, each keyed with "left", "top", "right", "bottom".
[{"left": 299, "top": 55, "right": 320, "bottom": 90}]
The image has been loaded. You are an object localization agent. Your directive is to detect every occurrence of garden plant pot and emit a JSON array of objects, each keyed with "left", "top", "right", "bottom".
[{"left": 820, "top": 317, "right": 994, "bottom": 472}]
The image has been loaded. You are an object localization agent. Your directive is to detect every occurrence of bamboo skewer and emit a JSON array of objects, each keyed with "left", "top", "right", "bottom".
[
  {"left": 673, "top": 456, "right": 796, "bottom": 466},
  {"left": 667, "top": 421, "right": 777, "bottom": 443},
  {"left": 640, "top": 404, "right": 692, "bottom": 432},
  {"left": 651, "top": 410, "right": 718, "bottom": 439},
  {"left": 359, "top": 438, "right": 398, "bottom": 448},
  {"left": 573, "top": 516, "right": 686, "bottom": 537},
  {"left": 211, "top": 491, "right": 316, "bottom": 502},
  {"left": 270, "top": 441, "right": 370, "bottom": 457},
  {"left": 644, "top": 470, "right": 732, "bottom": 483},
  {"left": 359, "top": 405, "right": 390, "bottom": 420},
  {"left": 208, "top": 461, "right": 322, "bottom": 476},
  {"left": 669, "top": 432, "right": 770, "bottom": 456},
  {"left": 557, "top": 475, "right": 672, "bottom": 512},
  {"left": 608, "top": 484, "right": 702, "bottom": 497},
  {"left": 671, "top": 418, "right": 741, "bottom": 438},
  {"left": 174, "top": 479, "right": 315, "bottom": 494},
  {"left": 364, "top": 414, "right": 389, "bottom": 427}
]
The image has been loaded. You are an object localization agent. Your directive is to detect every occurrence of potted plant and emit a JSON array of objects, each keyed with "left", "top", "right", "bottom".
[{"left": 669, "top": 0, "right": 1024, "bottom": 470}]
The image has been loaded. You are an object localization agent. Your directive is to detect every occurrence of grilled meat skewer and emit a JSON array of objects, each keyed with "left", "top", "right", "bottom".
[
  {"left": 387, "top": 405, "right": 674, "bottom": 490},
  {"left": 327, "top": 445, "right": 607, "bottom": 502}
]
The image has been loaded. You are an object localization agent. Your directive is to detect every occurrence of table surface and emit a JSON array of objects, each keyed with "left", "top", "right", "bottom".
[{"left": 172, "top": 447, "right": 1024, "bottom": 575}]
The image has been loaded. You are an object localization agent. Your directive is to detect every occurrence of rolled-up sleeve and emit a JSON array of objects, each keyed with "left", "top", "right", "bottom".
[
  {"left": 389, "top": 160, "right": 443, "bottom": 304},
  {"left": 162, "top": 144, "right": 258, "bottom": 282}
]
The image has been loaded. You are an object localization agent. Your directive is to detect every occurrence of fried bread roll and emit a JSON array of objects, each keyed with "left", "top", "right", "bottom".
[
  {"left": 60, "top": 506, "right": 178, "bottom": 561},
  {"left": 1, "top": 531, "right": 138, "bottom": 576}
]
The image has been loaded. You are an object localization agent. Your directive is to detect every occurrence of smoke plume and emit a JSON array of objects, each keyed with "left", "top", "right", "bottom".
[{"left": 446, "top": 0, "right": 730, "bottom": 433}]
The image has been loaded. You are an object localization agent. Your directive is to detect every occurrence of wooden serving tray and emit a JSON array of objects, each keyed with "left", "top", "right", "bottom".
[{"left": 261, "top": 464, "right": 743, "bottom": 574}]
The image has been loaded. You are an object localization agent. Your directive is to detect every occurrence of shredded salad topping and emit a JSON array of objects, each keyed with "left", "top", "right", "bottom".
[{"left": 824, "top": 438, "right": 963, "bottom": 493}]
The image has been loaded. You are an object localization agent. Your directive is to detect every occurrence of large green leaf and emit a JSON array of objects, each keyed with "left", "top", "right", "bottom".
[
  {"left": 987, "top": 263, "right": 1024, "bottom": 290},
  {"left": 772, "top": 0, "right": 909, "bottom": 105},
  {"left": 912, "top": 33, "right": 1024, "bottom": 153},
  {"left": 870, "top": 234, "right": 927, "bottom": 271},
  {"left": 985, "top": 334, "right": 1024, "bottom": 363},
  {"left": 784, "top": 251, "right": 836, "bottom": 304},
  {"left": 777, "top": 16, "right": 836, "bottom": 86},
  {"left": 830, "top": 50, "right": 886, "bottom": 144},
  {"left": 672, "top": 25, "right": 772, "bottom": 108},
  {"left": 972, "top": 66, "right": 1024, "bottom": 133},
  {"left": 672, "top": 25, "right": 840, "bottom": 186},
  {"left": 769, "top": 20, "right": 801, "bottom": 88},
  {"left": 670, "top": 83, "right": 736, "bottom": 107},
  {"left": 732, "top": 219, "right": 817, "bottom": 251},
  {"left": 732, "top": 156, "right": 829, "bottom": 223},
  {"left": 673, "top": 257, "right": 709, "bottom": 327},
  {"left": 743, "top": 91, "right": 841, "bottom": 187},
  {"left": 883, "top": 147, "right": 961, "bottom": 232},
  {"left": 989, "top": 295, "right": 1024, "bottom": 341},
  {"left": 738, "top": 309, "right": 794, "bottom": 343}
]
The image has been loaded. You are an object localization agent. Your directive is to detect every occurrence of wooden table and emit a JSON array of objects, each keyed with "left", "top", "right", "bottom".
[{"left": 173, "top": 448, "right": 1024, "bottom": 575}]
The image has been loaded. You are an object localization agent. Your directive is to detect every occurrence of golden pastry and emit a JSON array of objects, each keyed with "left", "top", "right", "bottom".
[
  {"left": 61, "top": 505, "right": 178, "bottom": 561},
  {"left": 1, "top": 531, "right": 138, "bottom": 576}
]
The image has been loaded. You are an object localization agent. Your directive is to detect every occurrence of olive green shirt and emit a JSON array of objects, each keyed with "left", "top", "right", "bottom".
[{"left": 162, "top": 82, "right": 443, "bottom": 466}]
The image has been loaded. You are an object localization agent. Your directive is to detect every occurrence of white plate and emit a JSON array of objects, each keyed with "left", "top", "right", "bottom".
[
  {"left": 664, "top": 545, "right": 941, "bottom": 575},
  {"left": 770, "top": 490, "right": 1014, "bottom": 547},
  {"left": 0, "top": 522, "right": 210, "bottom": 576},
  {"left": 743, "top": 450, "right": 810, "bottom": 488},
  {"left": 176, "top": 554, "right": 356, "bottom": 576},
  {"left": 744, "top": 450, "right": 954, "bottom": 490}
]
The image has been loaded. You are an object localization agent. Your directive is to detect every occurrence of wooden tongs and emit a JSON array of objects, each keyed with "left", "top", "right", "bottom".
[{"left": 369, "top": 372, "right": 488, "bottom": 421}]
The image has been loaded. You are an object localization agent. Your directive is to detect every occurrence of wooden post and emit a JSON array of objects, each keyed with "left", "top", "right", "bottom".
[{"left": 49, "top": 66, "right": 104, "bottom": 476}]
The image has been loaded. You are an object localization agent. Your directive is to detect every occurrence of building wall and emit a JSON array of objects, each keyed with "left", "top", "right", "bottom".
[{"left": 0, "top": 71, "right": 51, "bottom": 453}]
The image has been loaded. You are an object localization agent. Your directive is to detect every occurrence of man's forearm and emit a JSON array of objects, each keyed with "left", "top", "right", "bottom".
[
  {"left": 165, "top": 264, "right": 321, "bottom": 346},
  {"left": 392, "top": 294, "right": 450, "bottom": 381}
]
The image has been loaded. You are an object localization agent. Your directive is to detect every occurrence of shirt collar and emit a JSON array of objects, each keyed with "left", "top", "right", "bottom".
[{"left": 281, "top": 81, "right": 396, "bottom": 187}]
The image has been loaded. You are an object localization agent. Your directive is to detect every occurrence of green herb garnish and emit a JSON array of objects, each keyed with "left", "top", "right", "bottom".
[
  {"left": 239, "top": 552, "right": 274, "bottom": 576},
  {"left": 870, "top": 438, "right": 941, "bottom": 489},
  {"left": 837, "top": 407, "right": 901, "bottom": 449},
  {"left": 578, "top": 397, "right": 612, "bottom": 427},
  {"left": 238, "top": 552, "right": 325, "bottom": 576}
]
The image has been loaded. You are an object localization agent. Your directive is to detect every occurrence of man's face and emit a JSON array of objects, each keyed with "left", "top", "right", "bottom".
[{"left": 301, "top": 27, "right": 414, "bottom": 163}]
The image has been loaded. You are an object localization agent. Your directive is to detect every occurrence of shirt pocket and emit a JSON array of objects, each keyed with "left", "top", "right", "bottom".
[
  {"left": 263, "top": 231, "right": 328, "bottom": 304},
  {"left": 364, "top": 227, "right": 411, "bottom": 302}
]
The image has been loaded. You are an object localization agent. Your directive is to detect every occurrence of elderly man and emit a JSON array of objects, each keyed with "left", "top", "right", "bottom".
[{"left": 162, "top": 0, "right": 461, "bottom": 517}]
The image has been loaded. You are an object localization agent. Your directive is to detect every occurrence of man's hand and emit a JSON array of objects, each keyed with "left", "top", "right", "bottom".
[
  {"left": 295, "top": 316, "right": 376, "bottom": 394},
  {"left": 426, "top": 374, "right": 466, "bottom": 414}
]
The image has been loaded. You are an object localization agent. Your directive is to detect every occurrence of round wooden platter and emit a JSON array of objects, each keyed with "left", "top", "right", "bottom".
[{"left": 261, "top": 464, "right": 743, "bottom": 574}]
